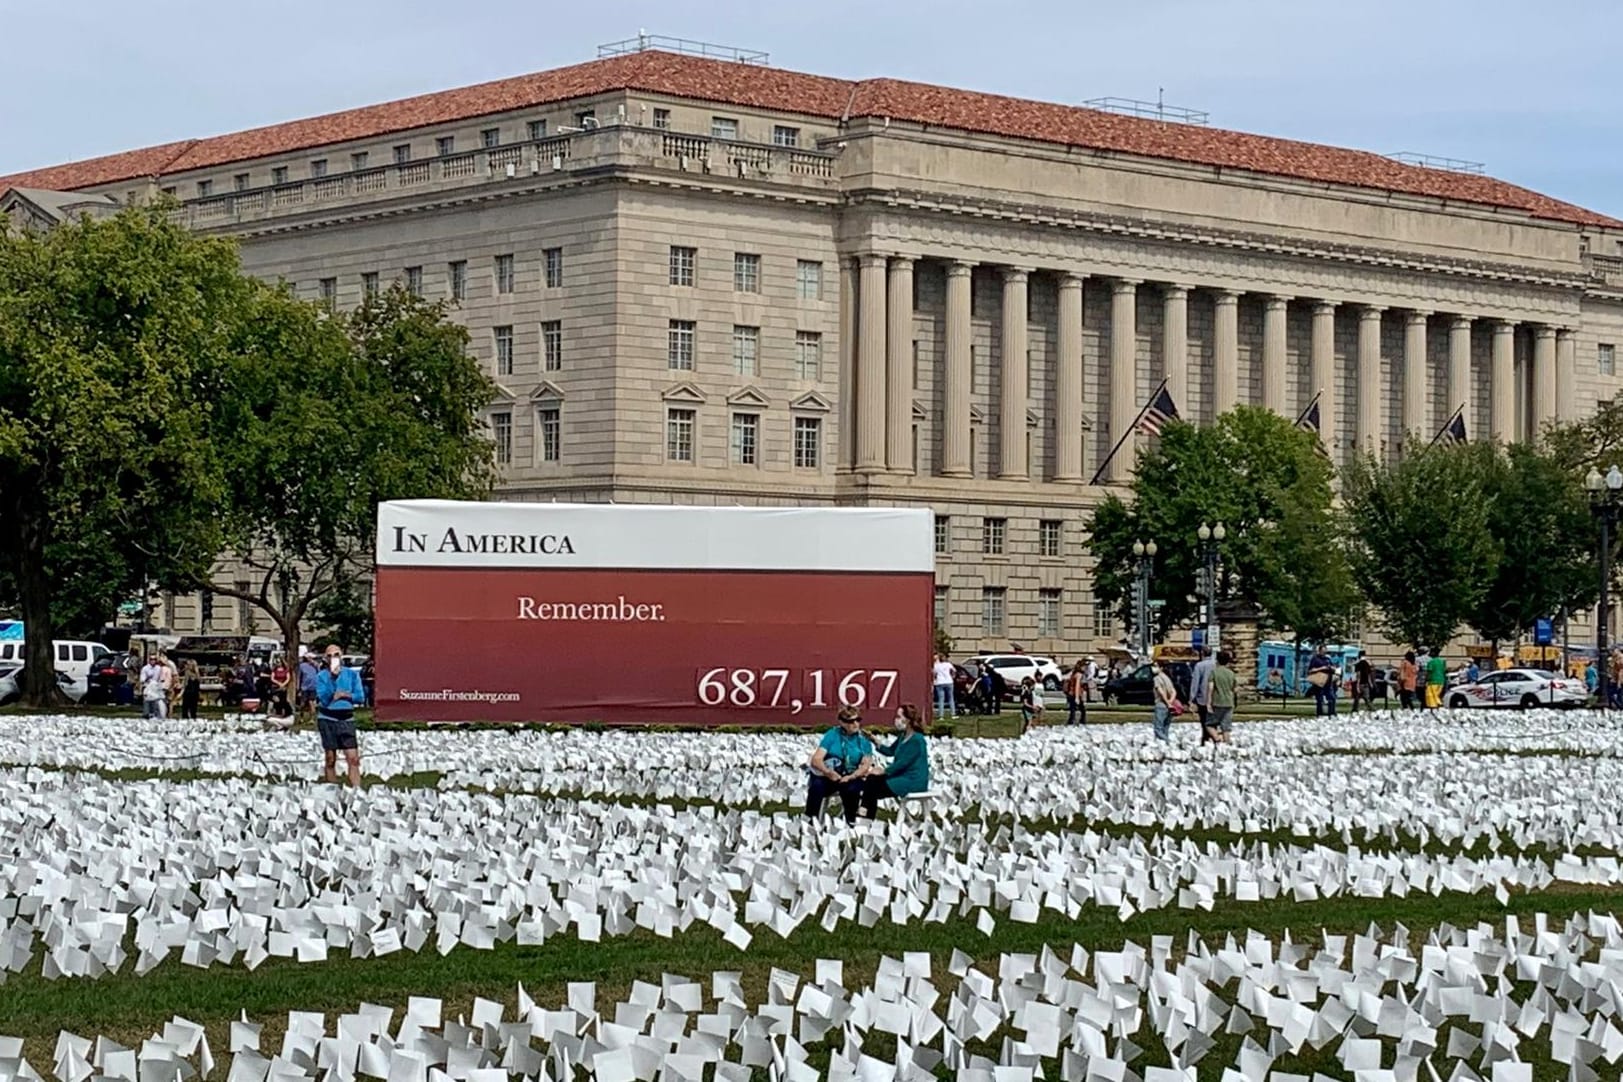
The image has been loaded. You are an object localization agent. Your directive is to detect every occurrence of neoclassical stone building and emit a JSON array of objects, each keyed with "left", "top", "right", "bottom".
[{"left": 5, "top": 43, "right": 1622, "bottom": 657}]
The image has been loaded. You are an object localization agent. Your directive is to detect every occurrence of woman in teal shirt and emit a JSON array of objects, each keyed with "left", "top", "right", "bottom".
[{"left": 860, "top": 703, "right": 930, "bottom": 818}]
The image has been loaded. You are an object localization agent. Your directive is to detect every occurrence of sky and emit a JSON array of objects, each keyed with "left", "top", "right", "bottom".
[{"left": 5, "top": 0, "right": 1622, "bottom": 215}]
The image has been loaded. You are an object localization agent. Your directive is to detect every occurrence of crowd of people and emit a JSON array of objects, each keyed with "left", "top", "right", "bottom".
[{"left": 931, "top": 653, "right": 1129, "bottom": 727}]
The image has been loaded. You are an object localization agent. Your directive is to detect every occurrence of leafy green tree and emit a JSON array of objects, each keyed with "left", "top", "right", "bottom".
[
  {"left": 189, "top": 285, "right": 495, "bottom": 677},
  {"left": 1343, "top": 443, "right": 1500, "bottom": 651},
  {"left": 309, "top": 582, "right": 375, "bottom": 656},
  {"left": 1466, "top": 442, "right": 1595, "bottom": 645},
  {"left": 0, "top": 205, "right": 241, "bottom": 704},
  {"left": 1086, "top": 406, "right": 1350, "bottom": 644}
]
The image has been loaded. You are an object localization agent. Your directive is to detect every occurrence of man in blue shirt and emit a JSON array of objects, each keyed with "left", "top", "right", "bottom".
[
  {"left": 804, "top": 707, "right": 873, "bottom": 824},
  {"left": 296, "top": 651, "right": 320, "bottom": 723},
  {"left": 315, "top": 643, "right": 365, "bottom": 785}
]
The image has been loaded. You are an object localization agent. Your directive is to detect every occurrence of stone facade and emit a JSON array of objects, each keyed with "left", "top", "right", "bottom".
[{"left": 13, "top": 56, "right": 1623, "bottom": 658}]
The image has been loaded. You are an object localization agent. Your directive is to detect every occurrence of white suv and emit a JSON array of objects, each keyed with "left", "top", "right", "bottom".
[{"left": 968, "top": 654, "right": 1064, "bottom": 691}]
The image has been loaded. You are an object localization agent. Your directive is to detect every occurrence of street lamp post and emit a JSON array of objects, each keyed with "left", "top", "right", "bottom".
[
  {"left": 1197, "top": 521, "right": 1226, "bottom": 651},
  {"left": 1585, "top": 464, "right": 1623, "bottom": 710},
  {"left": 1131, "top": 539, "right": 1158, "bottom": 661}
]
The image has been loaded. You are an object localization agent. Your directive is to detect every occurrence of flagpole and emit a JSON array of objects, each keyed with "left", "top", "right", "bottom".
[
  {"left": 1428, "top": 403, "right": 1465, "bottom": 448},
  {"left": 1089, "top": 377, "right": 1169, "bottom": 486}
]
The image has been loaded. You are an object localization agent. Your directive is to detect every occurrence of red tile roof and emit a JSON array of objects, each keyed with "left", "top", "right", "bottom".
[{"left": 2, "top": 50, "right": 1615, "bottom": 228}]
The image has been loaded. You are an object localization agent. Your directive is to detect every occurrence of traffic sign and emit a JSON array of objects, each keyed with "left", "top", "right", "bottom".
[{"left": 1534, "top": 618, "right": 1553, "bottom": 646}]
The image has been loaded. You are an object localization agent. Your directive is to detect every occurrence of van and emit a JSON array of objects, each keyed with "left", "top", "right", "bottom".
[{"left": 0, "top": 639, "right": 111, "bottom": 681}]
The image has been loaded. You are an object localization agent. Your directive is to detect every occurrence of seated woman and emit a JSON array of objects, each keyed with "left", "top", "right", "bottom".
[
  {"left": 804, "top": 706, "right": 873, "bottom": 824},
  {"left": 859, "top": 704, "right": 930, "bottom": 818}
]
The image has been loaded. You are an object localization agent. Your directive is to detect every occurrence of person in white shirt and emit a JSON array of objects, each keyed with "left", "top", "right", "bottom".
[
  {"left": 139, "top": 653, "right": 173, "bottom": 720},
  {"left": 931, "top": 653, "right": 957, "bottom": 719},
  {"left": 1083, "top": 656, "right": 1100, "bottom": 702}
]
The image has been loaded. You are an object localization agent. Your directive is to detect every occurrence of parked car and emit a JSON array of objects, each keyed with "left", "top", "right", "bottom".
[
  {"left": 85, "top": 651, "right": 135, "bottom": 706},
  {"left": 1446, "top": 668, "right": 1588, "bottom": 709},
  {"left": 0, "top": 664, "right": 87, "bottom": 706},
  {"left": 1102, "top": 662, "right": 1194, "bottom": 707},
  {"left": 967, "top": 654, "right": 1064, "bottom": 692}
]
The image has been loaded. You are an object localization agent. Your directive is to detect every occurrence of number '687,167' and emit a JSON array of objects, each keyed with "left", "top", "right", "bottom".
[{"left": 696, "top": 668, "right": 899, "bottom": 714}]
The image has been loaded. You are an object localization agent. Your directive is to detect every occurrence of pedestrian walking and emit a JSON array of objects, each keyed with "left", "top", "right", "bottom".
[
  {"left": 1424, "top": 650, "right": 1447, "bottom": 710},
  {"left": 1083, "top": 656, "right": 1100, "bottom": 703},
  {"left": 1305, "top": 647, "right": 1337, "bottom": 716},
  {"left": 1063, "top": 661, "right": 1088, "bottom": 725},
  {"left": 180, "top": 659, "right": 202, "bottom": 720},
  {"left": 139, "top": 653, "right": 172, "bottom": 720},
  {"left": 931, "top": 653, "right": 956, "bottom": 719},
  {"left": 1351, "top": 651, "right": 1375, "bottom": 712},
  {"left": 315, "top": 643, "right": 364, "bottom": 786},
  {"left": 1204, "top": 649, "right": 1237, "bottom": 744},
  {"left": 1151, "top": 661, "right": 1178, "bottom": 741},
  {"left": 1190, "top": 648, "right": 1216, "bottom": 743}
]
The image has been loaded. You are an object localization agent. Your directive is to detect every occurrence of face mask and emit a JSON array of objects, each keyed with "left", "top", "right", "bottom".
[{"left": 329, "top": 656, "right": 341, "bottom": 673}]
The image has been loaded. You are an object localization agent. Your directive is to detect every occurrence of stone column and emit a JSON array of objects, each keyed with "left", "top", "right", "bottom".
[
  {"left": 1262, "top": 295, "right": 1290, "bottom": 414},
  {"left": 1213, "top": 289, "right": 1240, "bottom": 415},
  {"left": 1533, "top": 324, "right": 1557, "bottom": 436},
  {"left": 1403, "top": 310, "right": 1430, "bottom": 451},
  {"left": 1162, "top": 284, "right": 1189, "bottom": 417},
  {"left": 1557, "top": 328, "right": 1577, "bottom": 422},
  {"left": 1107, "top": 279, "right": 1140, "bottom": 483},
  {"left": 855, "top": 254, "right": 888, "bottom": 473},
  {"left": 885, "top": 257, "right": 914, "bottom": 472},
  {"left": 1448, "top": 316, "right": 1472, "bottom": 431},
  {"left": 1310, "top": 300, "right": 1337, "bottom": 449},
  {"left": 1490, "top": 321, "right": 1515, "bottom": 444},
  {"left": 1357, "top": 305, "right": 1384, "bottom": 456},
  {"left": 838, "top": 258, "right": 856, "bottom": 469},
  {"left": 998, "top": 267, "right": 1030, "bottom": 479},
  {"left": 1054, "top": 273, "right": 1085, "bottom": 482},
  {"left": 942, "top": 261, "right": 974, "bottom": 477}
]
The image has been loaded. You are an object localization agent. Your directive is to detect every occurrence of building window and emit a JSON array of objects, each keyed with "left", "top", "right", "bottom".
[
  {"left": 1038, "top": 589, "right": 1062, "bottom": 637},
  {"left": 772, "top": 125, "right": 800, "bottom": 148},
  {"left": 160, "top": 186, "right": 176, "bottom": 198},
  {"left": 652, "top": 108, "right": 671, "bottom": 130},
  {"left": 733, "top": 253, "right": 761, "bottom": 293},
  {"left": 542, "top": 320, "right": 562, "bottom": 371},
  {"left": 934, "top": 516, "right": 951, "bottom": 555},
  {"left": 730, "top": 413, "right": 759, "bottom": 466},
  {"left": 271, "top": 166, "right": 289, "bottom": 185},
  {"left": 448, "top": 260, "right": 467, "bottom": 301},
  {"left": 495, "top": 254, "right": 515, "bottom": 294},
  {"left": 544, "top": 247, "right": 563, "bottom": 288},
  {"left": 913, "top": 423, "right": 921, "bottom": 473},
  {"left": 793, "top": 416, "right": 822, "bottom": 469},
  {"left": 493, "top": 326, "right": 514, "bottom": 376},
  {"left": 538, "top": 406, "right": 560, "bottom": 463},
  {"left": 711, "top": 116, "right": 738, "bottom": 140},
  {"left": 981, "top": 588, "right": 1007, "bottom": 637},
  {"left": 404, "top": 266, "right": 423, "bottom": 297},
  {"left": 491, "top": 412, "right": 512, "bottom": 465},
  {"left": 362, "top": 272, "right": 379, "bottom": 299},
  {"left": 666, "top": 408, "right": 696, "bottom": 462},
  {"left": 669, "top": 245, "right": 696, "bottom": 286},
  {"left": 668, "top": 320, "right": 695, "bottom": 370},
  {"left": 1601, "top": 343, "right": 1616, "bottom": 376},
  {"left": 233, "top": 173, "right": 250, "bottom": 192},
  {"left": 1092, "top": 596, "right": 1113, "bottom": 639},
  {"left": 521, "top": 119, "right": 544, "bottom": 141},
  {"left": 795, "top": 260, "right": 823, "bottom": 300},
  {"left": 933, "top": 585, "right": 949, "bottom": 629},
  {"left": 310, "top": 159, "right": 328, "bottom": 179},
  {"left": 794, "top": 331, "right": 822, "bottom": 381},
  {"left": 195, "top": 179, "right": 213, "bottom": 198},
  {"left": 436, "top": 136, "right": 456, "bottom": 157},
  {"left": 318, "top": 278, "right": 337, "bottom": 306},
  {"left": 393, "top": 144, "right": 413, "bottom": 164},
  {"left": 1039, "top": 520, "right": 1062, "bottom": 558},
  {"left": 351, "top": 151, "right": 369, "bottom": 171},
  {"left": 732, "top": 325, "right": 759, "bottom": 376},
  {"left": 481, "top": 127, "right": 501, "bottom": 148},
  {"left": 982, "top": 517, "right": 1006, "bottom": 555},
  {"left": 913, "top": 340, "right": 922, "bottom": 389},
  {"left": 574, "top": 109, "right": 595, "bottom": 127}
]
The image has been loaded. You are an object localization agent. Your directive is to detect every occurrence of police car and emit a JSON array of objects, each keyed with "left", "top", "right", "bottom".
[{"left": 1446, "top": 667, "right": 1588, "bottom": 710}]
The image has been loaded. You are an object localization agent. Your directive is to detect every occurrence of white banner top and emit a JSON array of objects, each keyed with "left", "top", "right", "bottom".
[{"left": 376, "top": 500, "right": 935, "bottom": 572}]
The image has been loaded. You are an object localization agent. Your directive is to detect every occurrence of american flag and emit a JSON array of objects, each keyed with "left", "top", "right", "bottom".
[
  {"left": 1295, "top": 400, "right": 1321, "bottom": 436},
  {"left": 1438, "top": 410, "right": 1468, "bottom": 446},
  {"left": 1135, "top": 385, "right": 1180, "bottom": 437}
]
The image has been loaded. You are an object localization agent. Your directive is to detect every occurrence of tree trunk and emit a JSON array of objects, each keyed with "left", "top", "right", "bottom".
[
  {"left": 282, "top": 612, "right": 302, "bottom": 701},
  {"left": 15, "top": 497, "right": 61, "bottom": 708}
]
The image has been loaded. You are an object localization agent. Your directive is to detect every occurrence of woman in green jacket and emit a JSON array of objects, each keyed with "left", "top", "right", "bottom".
[{"left": 860, "top": 703, "right": 930, "bottom": 818}]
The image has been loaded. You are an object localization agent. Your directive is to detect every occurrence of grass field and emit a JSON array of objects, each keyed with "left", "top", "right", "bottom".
[{"left": 2, "top": 709, "right": 1619, "bottom": 1079}]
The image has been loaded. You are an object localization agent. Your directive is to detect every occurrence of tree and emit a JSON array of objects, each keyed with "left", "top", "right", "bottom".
[
  {"left": 1085, "top": 406, "right": 1349, "bottom": 643},
  {"left": 309, "top": 581, "right": 375, "bottom": 656},
  {"left": 1343, "top": 443, "right": 1500, "bottom": 651},
  {"left": 189, "top": 285, "right": 495, "bottom": 680},
  {"left": 1466, "top": 442, "right": 1595, "bottom": 645},
  {"left": 0, "top": 205, "right": 243, "bottom": 704}
]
